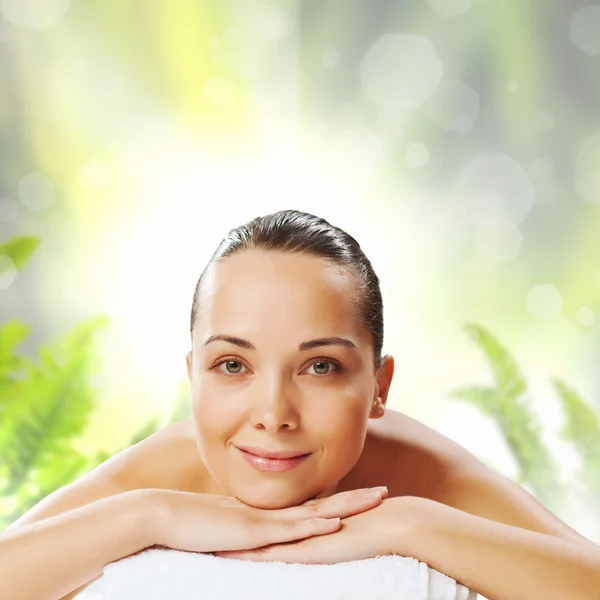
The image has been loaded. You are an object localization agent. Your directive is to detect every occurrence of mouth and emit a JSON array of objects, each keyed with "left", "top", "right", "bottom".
[
  {"left": 236, "top": 446, "right": 312, "bottom": 459},
  {"left": 236, "top": 446, "right": 312, "bottom": 472}
]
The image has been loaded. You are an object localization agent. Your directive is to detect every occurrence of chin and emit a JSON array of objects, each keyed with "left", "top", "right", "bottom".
[{"left": 233, "top": 483, "right": 320, "bottom": 510}]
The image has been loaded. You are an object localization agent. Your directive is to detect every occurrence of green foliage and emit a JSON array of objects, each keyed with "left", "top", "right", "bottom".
[
  {"left": 553, "top": 378, "right": 600, "bottom": 503},
  {"left": 0, "top": 235, "right": 183, "bottom": 530},
  {"left": 0, "top": 320, "right": 32, "bottom": 401},
  {"left": 454, "top": 324, "right": 600, "bottom": 519},
  {"left": 0, "top": 306, "right": 182, "bottom": 529},
  {"left": 0, "top": 315, "right": 110, "bottom": 527},
  {"left": 0, "top": 236, "right": 40, "bottom": 275}
]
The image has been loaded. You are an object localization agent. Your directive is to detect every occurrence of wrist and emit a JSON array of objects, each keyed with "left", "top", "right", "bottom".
[
  {"left": 123, "top": 488, "right": 171, "bottom": 549},
  {"left": 386, "top": 495, "right": 433, "bottom": 558}
]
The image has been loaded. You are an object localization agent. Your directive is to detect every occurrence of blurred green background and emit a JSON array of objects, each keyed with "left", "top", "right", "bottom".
[{"left": 1, "top": 0, "right": 599, "bottom": 540}]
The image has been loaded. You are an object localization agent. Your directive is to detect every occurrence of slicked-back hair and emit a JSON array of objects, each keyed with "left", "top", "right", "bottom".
[{"left": 190, "top": 210, "right": 384, "bottom": 370}]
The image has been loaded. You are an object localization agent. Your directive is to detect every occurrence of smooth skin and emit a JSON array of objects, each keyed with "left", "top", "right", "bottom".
[{"left": 2, "top": 250, "right": 599, "bottom": 600}]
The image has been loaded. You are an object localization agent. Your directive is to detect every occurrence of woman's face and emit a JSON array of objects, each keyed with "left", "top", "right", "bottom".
[{"left": 186, "top": 250, "right": 393, "bottom": 509}]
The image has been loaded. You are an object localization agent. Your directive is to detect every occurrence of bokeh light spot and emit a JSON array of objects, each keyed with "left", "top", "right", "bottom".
[
  {"left": 0, "top": 256, "right": 17, "bottom": 289},
  {"left": 361, "top": 34, "right": 443, "bottom": 110},
  {"left": 508, "top": 81, "right": 518, "bottom": 93},
  {"left": 569, "top": 6, "right": 600, "bottom": 56},
  {"left": 471, "top": 191, "right": 505, "bottom": 222},
  {"left": 527, "top": 284, "right": 564, "bottom": 319},
  {"left": 18, "top": 172, "right": 53, "bottom": 211},
  {"left": 456, "top": 154, "right": 536, "bottom": 226},
  {"left": 377, "top": 106, "right": 412, "bottom": 137},
  {"left": 0, "top": 0, "right": 70, "bottom": 29},
  {"left": 474, "top": 218, "right": 523, "bottom": 263},
  {"left": 575, "top": 133, "right": 600, "bottom": 205},
  {"left": 426, "top": 0, "right": 473, "bottom": 18},
  {"left": 404, "top": 187, "right": 470, "bottom": 257},
  {"left": 404, "top": 142, "right": 429, "bottom": 168},
  {"left": 427, "top": 78, "right": 479, "bottom": 134},
  {"left": 0, "top": 197, "right": 19, "bottom": 223},
  {"left": 576, "top": 306, "right": 596, "bottom": 327}
]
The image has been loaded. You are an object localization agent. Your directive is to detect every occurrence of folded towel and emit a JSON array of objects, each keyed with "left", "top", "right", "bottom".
[{"left": 77, "top": 548, "right": 477, "bottom": 600}]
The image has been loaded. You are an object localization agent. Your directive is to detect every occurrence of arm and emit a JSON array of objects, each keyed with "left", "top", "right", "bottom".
[
  {"left": 437, "top": 460, "right": 597, "bottom": 547},
  {"left": 0, "top": 489, "right": 157, "bottom": 600},
  {"left": 396, "top": 496, "right": 600, "bottom": 600}
]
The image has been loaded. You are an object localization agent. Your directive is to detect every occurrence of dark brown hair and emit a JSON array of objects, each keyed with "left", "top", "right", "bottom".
[{"left": 190, "top": 210, "right": 384, "bottom": 369}]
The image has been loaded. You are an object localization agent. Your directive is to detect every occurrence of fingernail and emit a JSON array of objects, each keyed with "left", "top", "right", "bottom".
[
  {"left": 370, "top": 486, "right": 388, "bottom": 493},
  {"left": 366, "top": 490, "right": 383, "bottom": 499}
]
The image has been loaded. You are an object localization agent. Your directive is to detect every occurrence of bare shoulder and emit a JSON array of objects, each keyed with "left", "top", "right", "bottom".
[
  {"left": 350, "top": 408, "right": 481, "bottom": 499},
  {"left": 367, "top": 408, "right": 480, "bottom": 465},
  {"left": 364, "top": 409, "right": 591, "bottom": 544},
  {"left": 7, "top": 419, "right": 202, "bottom": 531},
  {"left": 95, "top": 418, "right": 206, "bottom": 493}
]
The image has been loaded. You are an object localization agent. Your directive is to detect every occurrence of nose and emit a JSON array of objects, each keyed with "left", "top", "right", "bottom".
[{"left": 251, "top": 375, "right": 300, "bottom": 433}]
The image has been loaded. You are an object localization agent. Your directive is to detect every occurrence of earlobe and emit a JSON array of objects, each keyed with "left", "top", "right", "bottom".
[{"left": 370, "top": 398, "right": 386, "bottom": 419}]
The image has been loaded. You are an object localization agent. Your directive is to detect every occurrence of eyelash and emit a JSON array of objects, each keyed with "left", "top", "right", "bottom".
[{"left": 211, "top": 357, "right": 344, "bottom": 378}]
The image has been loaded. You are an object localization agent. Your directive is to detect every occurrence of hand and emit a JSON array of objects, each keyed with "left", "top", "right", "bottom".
[
  {"left": 147, "top": 486, "right": 389, "bottom": 554},
  {"left": 215, "top": 496, "right": 409, "bottom": 564}
]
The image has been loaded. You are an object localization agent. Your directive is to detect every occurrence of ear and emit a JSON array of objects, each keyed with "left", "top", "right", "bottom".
[
  {"left": 370, "top": 354, "right": 394, "bottom": 419},
  {"left": 186, "top": 350, "right": 193, "bottom": 382}
]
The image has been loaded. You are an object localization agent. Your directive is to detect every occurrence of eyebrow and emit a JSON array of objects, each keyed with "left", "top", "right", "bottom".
[{"left": 202, "top": 335, "right": 357, "bottom": 351}]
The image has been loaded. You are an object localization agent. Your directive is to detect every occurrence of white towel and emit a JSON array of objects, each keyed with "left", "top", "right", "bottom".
[{"left": 76, "top": 548, "right": 477, "bottom": 600}]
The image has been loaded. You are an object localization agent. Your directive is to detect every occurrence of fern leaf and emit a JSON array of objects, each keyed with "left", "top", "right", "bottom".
[
  {"left": 0, "top": 316, "right": 108, "bottom": 497},
  {"left": 450, "top": 385, "right": 497, "bottom": 416},
  {"left": 454, "top": 324, "right": 563, "bottom": 509},
  {"left": 0, "top": 236, "right": 40, "bottom": 272},
  {"left": 464, "top": 324, "right": 527, "bottom": 398},
  {"left": 553, "top": 378, "right": 600, "bottom": 499}
]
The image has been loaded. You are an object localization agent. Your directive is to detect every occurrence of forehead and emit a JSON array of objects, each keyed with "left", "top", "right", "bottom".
[{"left": 194, "top": 250, "right": 367, "bottom": 345}]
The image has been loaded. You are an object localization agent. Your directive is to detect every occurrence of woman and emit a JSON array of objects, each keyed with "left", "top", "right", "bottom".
[{"left": 1, "top": 210, "right": 599, "bottom": 600}]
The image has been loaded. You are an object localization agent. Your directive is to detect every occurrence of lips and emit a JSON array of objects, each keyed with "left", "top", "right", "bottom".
[
  {"left": 236, "top": 446, "right": 311, "bottom": 459},
  {"left": 236, "top": 446, "right": 312, "bottom": 472}
]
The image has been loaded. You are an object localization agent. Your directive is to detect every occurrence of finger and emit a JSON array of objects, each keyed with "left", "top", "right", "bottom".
[
  {"left": 216, "top": 546, "right": 280, "bottom": 562},
  {"left": 306, "top": 486, "right": 389, "bottom": 506},
  {"left": 316, "top": 488, "right": 386, "bottom": 519},
  {"left": 218, "top": 539, "right": 325, "bottom": 565},
  {"left": 286, "top": 487, "right": 388, "bottom": 520},
  {"left": 256, "top": 517, "right": 342, "bottom": 548},
  {"left": 216, "top": 545, "right": 271, "bottom": 561}
]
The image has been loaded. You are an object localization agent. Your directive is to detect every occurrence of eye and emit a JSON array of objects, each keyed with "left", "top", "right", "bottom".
[
  {"left": 305, "top": 360, "right": 341, "bottom": 376},
  {"left": 215, "top": 359, "right": 247, "bottom": 375}
]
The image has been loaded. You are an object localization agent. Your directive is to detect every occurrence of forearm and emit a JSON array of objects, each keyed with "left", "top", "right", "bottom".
[
  {"left": 0, "top": 489, "right": 157, "bottom": 600},
  {"left": 398, "top": 497, "right": 600, "bottom": 600}
]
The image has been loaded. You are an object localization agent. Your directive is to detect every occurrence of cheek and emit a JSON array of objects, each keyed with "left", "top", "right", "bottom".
[
  {"left": 305, "top": 382, "right": 372, "bottom": 441},
  {"left": 191, "top": 381, "right": 242, "bottom": 443}
]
